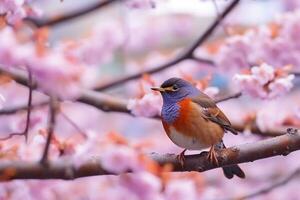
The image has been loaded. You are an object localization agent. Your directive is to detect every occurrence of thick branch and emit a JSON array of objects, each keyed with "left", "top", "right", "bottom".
[
  {"left": 94, "top": 0, "right": 240, "bottom": 91},
  {"left": 0, "top": 129, "right": 299, "bottom": 180},
  {"left": 27, "top": 0, "right": 120, "bottom": 27},
  {"left": 78, "top": 90, "right": 129, "bottom": 114}
]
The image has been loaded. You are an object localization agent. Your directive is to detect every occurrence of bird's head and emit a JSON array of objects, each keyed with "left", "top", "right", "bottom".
[{"left": 151, "top": 78, "right": 199, "bottom": 104}]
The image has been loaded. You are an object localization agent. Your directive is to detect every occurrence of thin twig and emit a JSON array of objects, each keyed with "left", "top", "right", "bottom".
[
  {"left": 0, "top": 70, "right": 33, "bottom": 141},
  {"left": 59, "top": 110, "right": 87, "bottom": 139},
  {"left": 0, "top": 133, "right": 25, "bottom": 141},
  {"left": 0, "top": 101, "right": 48, "bottom": 115},
  {"left": 223, "top": 167, "right": 300, "bottom": 200},
  {"left": 212, "top": 0, "right": 229, "bottom": 35},
  {"left": 94, "top": 0, "right": 240, "bottom": 91},
  {"left": 23, "top": 69, "right": 32, "bottom": 141},
  {"left": 40, "top": 96, "right": 58, "bottom": 165},
  {"left": 215, "top": 92, "right": 242, "bottom": 103},
  {"left": 26, "top": 0, "right": 120, "bottom": 27}
]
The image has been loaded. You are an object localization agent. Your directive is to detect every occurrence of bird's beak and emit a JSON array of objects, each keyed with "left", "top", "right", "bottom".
[{"left": 151, "top": 87, "right": 165, "bottom": 92}]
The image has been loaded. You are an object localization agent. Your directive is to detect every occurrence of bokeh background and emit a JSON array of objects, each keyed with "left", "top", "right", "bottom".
[{"left": 1, "top": 0, "right": 300, "bottom": 199}]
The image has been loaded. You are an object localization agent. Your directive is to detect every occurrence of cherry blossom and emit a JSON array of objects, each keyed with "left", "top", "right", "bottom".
[
  {"left": 0, "top": 0, "right": 42, "bottom": 24},
  {"left": 233, "top": 63, "right": 294, "bottom": 99},
  {"left": 119, "top": 172, "right": 162, "bottom": 200},
  {"left": 164, "top": 179, "right": 197, "bottom": 200},
  {"left": 100, "top": 144, "right": 142, "bottom": 173},
  {"left": 0, "top": 27, "right": 89, "bottom": 99},
  {"left": 215, "top": 10, "right": 300, "bottom": 71},
  {"left": 215, "top": 32, "right": 254, "bottom": 72},
  {"left": 59, "top": 23, "right": 125, "bottom": 66},
  {"left": 127, "top": 92, "right": 162, "bottom": 117},
  {"left": 0, "top": 1, "right": 299, "bottom": 200}
]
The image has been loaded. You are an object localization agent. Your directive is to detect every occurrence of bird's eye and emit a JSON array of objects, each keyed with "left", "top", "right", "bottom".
[{"left": 172, "top": 84, "right": 179, "bottom": 91}]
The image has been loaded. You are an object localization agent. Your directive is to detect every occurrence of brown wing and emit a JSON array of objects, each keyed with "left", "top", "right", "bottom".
[{"left": 191, "top": 93, "right": 238, "bottom": 135}]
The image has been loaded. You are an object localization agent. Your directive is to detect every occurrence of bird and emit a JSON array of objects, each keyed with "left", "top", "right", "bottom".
[{"left": 151, "top": 77, "right": 245, "bottom": 179}]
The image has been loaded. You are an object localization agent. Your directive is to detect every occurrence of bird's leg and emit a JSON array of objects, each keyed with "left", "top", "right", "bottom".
[
  {"left": 177, "top": 149, "right": 187, "bottom": 167},
  {"left": 207, "top": 145, "right": 219, "bottom": 166}
]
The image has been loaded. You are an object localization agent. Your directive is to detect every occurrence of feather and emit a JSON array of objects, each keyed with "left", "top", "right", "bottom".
[{"left": 191, "top": 94, "right": 238, "bottom": 135}]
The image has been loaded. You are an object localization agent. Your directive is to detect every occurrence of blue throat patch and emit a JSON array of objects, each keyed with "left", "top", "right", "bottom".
[{"left": 161, "top": 102, "right": 180, "bottom": 124}]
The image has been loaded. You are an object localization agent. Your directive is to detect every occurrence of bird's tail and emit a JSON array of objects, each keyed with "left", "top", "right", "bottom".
[
  {"left": 222, "top": 164, "right": 245, "bottom": 179},
  {"left": 215, "top": 141, "right": 246, "bottom": 179}
]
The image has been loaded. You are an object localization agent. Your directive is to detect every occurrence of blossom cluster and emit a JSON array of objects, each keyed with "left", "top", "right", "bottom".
[
  {"left": 215, "top": 10, "right": 300, "bottom": 72},
  {"left": 233, "top": 63, "right": 294, "bottom": 99},
  {"left": 0, "top": 27, "right": 90, "bottom": 99},
  {"left": 0, "top": 1, "right": 299, "bottom": 200},
  {"left": 58, "top": 23, "right": 124, "bottom": 66},
  {"left": 0, "top": 0, "right": 42, "bottom": 25}
]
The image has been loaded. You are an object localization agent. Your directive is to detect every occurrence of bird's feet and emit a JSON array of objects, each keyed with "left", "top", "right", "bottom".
[
  {"left": 207, "top": 146, "right": 219, "bottom": 166},
  {"left": 176, "top": 149, "right": 187, "bottom": 167}
]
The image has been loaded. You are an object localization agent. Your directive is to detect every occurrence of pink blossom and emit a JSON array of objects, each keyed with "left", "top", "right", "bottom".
[
  {"left": 0, "top": 1, "right": 300, "bottom": 199},
  {"left": 268, "top": 74, "right": 295, "bottom": 98},
  {"left": 284, "top": 0, "right": 300, "bottom": 11},
  {"left": 127, "top": 93, "right": 162, "bottom": 117},
  {"left": 100, "top": 145, "right": 141, "bottom": 173},
  {"left": 0, "top": 27, "right": 89, "bottom": 99},
  {"left": 26, "top": 52, "right": 85, "bottom": 99},
  {"left": 215, "top": 10, "right": 300, "bottom": 70},
  {"left": 164, "top": 179, "right": 197, "bottom": 200},
  {"left": 251, "top": 63, "right": 275, "bottom": 85},
  {"left": 60, "top": 23, "right": 124, "bottom": 66},
  {"left": 233, "top": 73, "right": 268, "bottom": 98},
  {"left": 255, "top": 103, "right": 288, "bottom": 132},
  {"left": 233, "top": 63, "right": 294, "bottom": 99},
  {"left": 120, "top": 172, "right": 162, "bottom": 200},
  {"left": 215, "top": 32, "right": 253, "bottom": 72},
  {"left": 17, "top": 134, "right": 46, "bottom": 161},
  {"left": 0, "top": 0, "right": 42, "bottom": 24},
  {"left": 124, "top": 16, "right": 194, "bottom": 54}
]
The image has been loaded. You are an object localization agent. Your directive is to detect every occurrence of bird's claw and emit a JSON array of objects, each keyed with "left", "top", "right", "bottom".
[
  {"left": 176, "top": 149, "right": 187, "bottom": 167},
  {"left": 207, "top": 146, "right": 219, "bottom": 166}
]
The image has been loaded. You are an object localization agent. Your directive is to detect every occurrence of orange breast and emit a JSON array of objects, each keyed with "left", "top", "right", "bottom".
[{"left": 168, "top": 99, "right": 224, "bottom": 147}]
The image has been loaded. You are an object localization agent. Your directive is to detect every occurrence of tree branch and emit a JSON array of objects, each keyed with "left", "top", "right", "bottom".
[
  {"left": 0, "top": 70, "right": 33, "bottom": 141},
  {"left": 215, "top": 92, "right": 242, "bottom": 103},
  {"left": 40, "top": 97, "right": 58, "bottom": 165},
  {"left": 0, "top": 101, "right": 48, "bottom": 115},
  {"left": 189, "top": 55, "right": 215, "bottom": 65},
  {"left": 94, "top": 0, "right": 240, "bottom": 91},
  {"left": 59, "top": 110, "right": 87, "bottom": 139},
  {"left": 0, "top": 128, "right": 299, "bottom": 180},
  {"left": 26, "top": 0, "right": 120, "bottom": 27}
]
